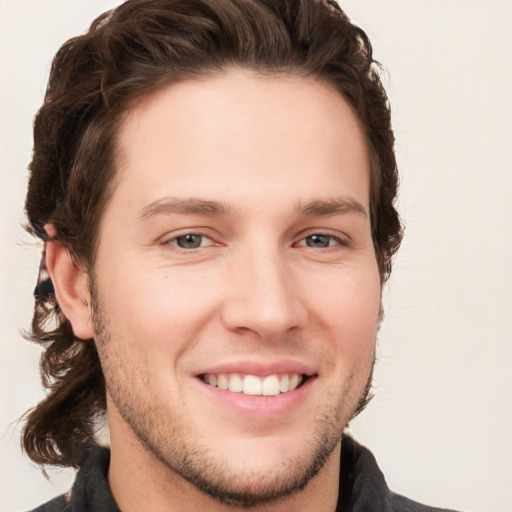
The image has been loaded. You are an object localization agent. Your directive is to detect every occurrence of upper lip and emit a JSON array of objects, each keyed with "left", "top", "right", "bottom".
[{"left": 195, "top": 360, "right": 317, "bottom": 378}]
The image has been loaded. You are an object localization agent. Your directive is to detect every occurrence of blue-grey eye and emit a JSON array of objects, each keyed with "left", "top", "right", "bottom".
[
  {"left": 175, "top": 234, "right": 204, "bottom": 249},
  {"left": 305, "top": 234, "right": 336, "bottom": 248}
]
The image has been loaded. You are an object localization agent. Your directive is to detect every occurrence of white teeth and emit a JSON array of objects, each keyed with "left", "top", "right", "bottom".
[
  {"left": 289, "top": 374, "right": 300, "bottom": 391},
  {"left": 228, "top": 374, "right": 243, "bottom": 393},
  {"left": 243, "top": 375, "right": 262, "bottom": 396},
  {"left": 279, "top": 374, "right": 289, "bottom": 393},
  {"left": 203, "top": 372, "right": 305, "bottom": 396},
  {"left": 262, "top": 375, "right": 280, "bottom": 396},
  {"left": 218, "top": 374, "right": 229, "bottom": 390}
]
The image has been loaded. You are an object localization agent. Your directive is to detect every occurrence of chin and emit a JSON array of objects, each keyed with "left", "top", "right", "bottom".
[{"left": 157, "top": 431, "right": 341, "bottom": 508}]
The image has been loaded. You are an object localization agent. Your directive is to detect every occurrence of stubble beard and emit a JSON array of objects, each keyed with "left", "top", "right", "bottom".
[{"left": 91, "top": 291, "right": 375, "bottom": 508}]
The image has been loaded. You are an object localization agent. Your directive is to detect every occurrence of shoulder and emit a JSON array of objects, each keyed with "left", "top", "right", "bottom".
[
  {"left": 27, "top": 446, "right": 118, "bottom": 512},
  {"left": 28, "top": 494, "right": 69, "bottom": 512},
  {"left": 340, "top": 436, "right": 464, "bottom": 512},
  {"left": 390, "top": 493, "right": 462, "bottom": 512}
]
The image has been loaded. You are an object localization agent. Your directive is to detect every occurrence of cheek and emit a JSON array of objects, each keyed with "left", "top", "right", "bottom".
[
  {"left": 97, "top": 264, "right": 222, "bottom": 348},
  {"left": 310, "top": 268, "right": 381, "bottom": 351}
]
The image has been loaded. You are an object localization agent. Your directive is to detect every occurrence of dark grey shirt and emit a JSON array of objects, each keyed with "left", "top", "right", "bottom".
[{"left": 30, "top": 436, "right": 461, "bottom": 512}]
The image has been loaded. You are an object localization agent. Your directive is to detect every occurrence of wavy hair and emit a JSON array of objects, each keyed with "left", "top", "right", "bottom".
[{"left": 23, "top": 0, "right": 402, "bottom": 467}]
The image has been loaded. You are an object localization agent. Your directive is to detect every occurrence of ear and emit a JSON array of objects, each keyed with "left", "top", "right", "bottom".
[{"left": 45, "top": 240, "right": 94, "bottom": 340}]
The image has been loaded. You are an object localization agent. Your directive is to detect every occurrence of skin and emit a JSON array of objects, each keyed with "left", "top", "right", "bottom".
[{"left": 47, "top": 70, "right": 382, "bottom": 512}]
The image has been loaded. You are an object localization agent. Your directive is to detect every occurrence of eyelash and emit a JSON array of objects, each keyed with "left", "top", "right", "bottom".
[
  {"left": 295, "top": 232, "right": 347, "bottom": 249},
  {"left": 164, "top": 233, "right": 216, "bottom": 250},
  {"left": 162, "top": 231, "right": 348, "bottom": 251}
]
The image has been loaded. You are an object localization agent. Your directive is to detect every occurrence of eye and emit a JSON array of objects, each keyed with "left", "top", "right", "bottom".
[
  {"left": 298, "top": 233, "right": 344, "bottom": 249},
  {"left": 169, "top": 234, "right": 213, "bottom": 249}
]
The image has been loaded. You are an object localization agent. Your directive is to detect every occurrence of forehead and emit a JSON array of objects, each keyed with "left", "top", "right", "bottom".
[{"left": 111, "top": 70, "right": 370, "bottom": 215}]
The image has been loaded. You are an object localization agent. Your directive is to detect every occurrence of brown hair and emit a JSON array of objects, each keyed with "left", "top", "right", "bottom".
[{"left": 23, "top": 0, "right": 402, "bottom": 467}]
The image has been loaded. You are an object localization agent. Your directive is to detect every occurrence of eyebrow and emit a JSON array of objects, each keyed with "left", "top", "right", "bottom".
[
  {"left": 138, "top": 195, "right": 368, "bottom": 221},
  {"left": 138, "top": 197, "right": 237, "bottom": 220},
  {"left": 297, "top": 197, "right": 368, "bottom": 218}
]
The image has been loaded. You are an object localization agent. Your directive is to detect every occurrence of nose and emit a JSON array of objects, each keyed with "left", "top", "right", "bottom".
[{"left": 220, "top": 246, "right": 307, "bottom": 340}]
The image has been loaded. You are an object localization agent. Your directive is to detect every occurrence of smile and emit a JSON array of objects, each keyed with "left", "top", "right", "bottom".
[{"left": 200, "top": 373, "right": 305, "bottom": 396}]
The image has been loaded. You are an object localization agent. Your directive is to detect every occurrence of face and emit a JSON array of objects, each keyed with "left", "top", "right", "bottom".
[{"left": 90, "top": 71, "right": 381, "bottom": 507}]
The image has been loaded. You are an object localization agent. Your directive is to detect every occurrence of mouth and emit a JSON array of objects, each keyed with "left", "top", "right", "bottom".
[{"left": 199, "top": 372, "right": 309, "bottom": 397}]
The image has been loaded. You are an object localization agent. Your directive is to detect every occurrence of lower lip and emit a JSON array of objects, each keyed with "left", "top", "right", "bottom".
[{"left": 196, "top": 376, "right": 316, "bottom": 420}]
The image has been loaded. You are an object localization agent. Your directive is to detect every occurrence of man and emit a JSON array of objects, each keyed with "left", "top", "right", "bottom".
[{"left": 22, "top": 0, "right": 459, "bottom": 510}]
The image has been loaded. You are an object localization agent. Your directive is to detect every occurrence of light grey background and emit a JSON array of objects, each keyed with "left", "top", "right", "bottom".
[{"left": 1, "top": 1, "right": 511, "bottom": 511}]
